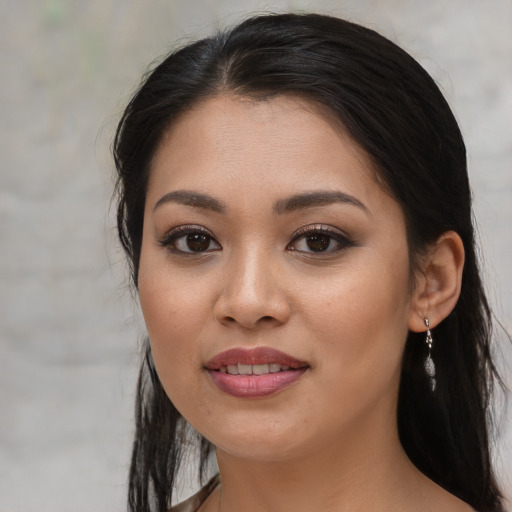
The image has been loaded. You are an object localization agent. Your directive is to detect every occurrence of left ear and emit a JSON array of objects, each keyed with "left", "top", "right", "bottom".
[{"left": 408, "top": 231, "right": 465, "bottom": 333}]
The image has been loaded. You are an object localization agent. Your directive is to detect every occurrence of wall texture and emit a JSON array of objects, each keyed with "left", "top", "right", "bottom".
[{"left": 0, "top": 1, "right": 510, "bottom": 510}]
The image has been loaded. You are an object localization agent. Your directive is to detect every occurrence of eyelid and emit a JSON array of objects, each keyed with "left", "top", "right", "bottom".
[
  {"left": 289, "top": 223, "right": 350, "bottom": 242},
  {"left": 287, "top": 223, "right": 354, "bottom": 254},
  {"left": 159, "top": 223, "right": 213, "bottom": 240},
  {"left": 158, "top": 224, "right": 221, "bottom": 253}
]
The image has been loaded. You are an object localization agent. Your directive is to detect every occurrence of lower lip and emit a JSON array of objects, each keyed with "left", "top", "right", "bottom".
[{"left": 208, "top": 368, "right": 308, "bottom": 398}]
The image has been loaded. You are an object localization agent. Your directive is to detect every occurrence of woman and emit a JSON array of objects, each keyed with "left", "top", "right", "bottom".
[{"left": 113, "top": 13, "right": 506, "bottom": 512}]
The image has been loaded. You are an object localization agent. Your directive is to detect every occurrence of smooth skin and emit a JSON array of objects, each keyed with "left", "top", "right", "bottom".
[{"left": 138, "top": 95, "right": 468, "bottom": 512}]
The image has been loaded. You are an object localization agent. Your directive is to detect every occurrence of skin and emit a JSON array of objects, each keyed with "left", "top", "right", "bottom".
[{"left": 138, "top": 95, "right": 468, "bottom": 512}]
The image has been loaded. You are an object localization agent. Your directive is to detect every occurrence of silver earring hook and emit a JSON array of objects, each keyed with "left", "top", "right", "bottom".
[{"left": 424, "top": 318, "right": 436, "bottom": 392}]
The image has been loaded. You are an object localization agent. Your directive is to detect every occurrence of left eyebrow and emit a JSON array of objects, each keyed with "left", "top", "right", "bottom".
[{"left": 273, "top": 191, "right": 369, "bottom": 215}]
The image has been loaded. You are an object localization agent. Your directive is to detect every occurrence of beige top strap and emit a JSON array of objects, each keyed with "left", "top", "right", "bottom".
[{"left": 170, "top": 475, "right": 220, "bottom": 512}]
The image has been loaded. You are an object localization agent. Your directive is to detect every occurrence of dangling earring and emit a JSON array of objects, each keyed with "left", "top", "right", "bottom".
[{"left": 424, "top": 318, "right": 436, "bottom": 392}]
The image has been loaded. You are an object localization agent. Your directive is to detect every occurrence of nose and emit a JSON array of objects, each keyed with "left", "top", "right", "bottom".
[{"left": 213, "top": 248, "right": 291, "bottom": 330}]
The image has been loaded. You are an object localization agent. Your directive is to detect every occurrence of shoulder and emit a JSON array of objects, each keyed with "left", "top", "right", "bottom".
[{"left": 169, "top": 475, "right": 221, "bottom": 512}]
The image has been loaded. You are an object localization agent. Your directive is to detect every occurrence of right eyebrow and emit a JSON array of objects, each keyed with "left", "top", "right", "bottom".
[{"left": 153, "top": 190, "right": 226, "bottom": 213}]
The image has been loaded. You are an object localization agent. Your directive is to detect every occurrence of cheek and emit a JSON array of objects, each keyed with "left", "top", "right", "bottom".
[
  {"left": 303, "top": 249, "right": 412, "bottom": 395},
  {"left": 138, "top": 279, "right": 215, "bottom": 421},
  {"left": 137, "top": 254, "right": 232, "bottom": 431},
  {"left": 138, "top": 237, "right": 213, "bottom": 339},
  {"left": 137, "top": 256, "right": 208, "bottom": 384}
]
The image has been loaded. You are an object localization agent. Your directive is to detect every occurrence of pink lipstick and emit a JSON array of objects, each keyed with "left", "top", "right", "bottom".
[{"left": 205, "top": 347, "right": 309, "bottom": 398}]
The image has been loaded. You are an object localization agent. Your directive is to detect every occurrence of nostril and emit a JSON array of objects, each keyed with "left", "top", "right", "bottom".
[{"left": 216, "top": 314, "right": 280, "bottom": 328}]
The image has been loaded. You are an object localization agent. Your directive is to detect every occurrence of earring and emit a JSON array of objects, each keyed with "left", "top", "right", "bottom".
[{"left": 424, "top": 318, "right": 436, "bottom": 392}]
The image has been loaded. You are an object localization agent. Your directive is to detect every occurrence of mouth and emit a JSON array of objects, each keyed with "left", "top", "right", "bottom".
[
  {"left": 218, "top": 363, "right": 296, "bottom": 375},
  {"left": 205, "top": 347, "right": 310, "bottom": 398},
  {"left": 205, "top": 346, "right": 308, "bottom": 369}
]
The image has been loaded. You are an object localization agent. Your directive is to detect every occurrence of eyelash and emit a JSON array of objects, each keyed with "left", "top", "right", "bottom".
[
  {"left": 158, "top": 225, "right": 221, "bottom": 255},
  {"left": 158, "top": 224, "right": 354, "bottom": 256},
  {"left": 287, "top": 224, "right": 354, "bottom": 255}
]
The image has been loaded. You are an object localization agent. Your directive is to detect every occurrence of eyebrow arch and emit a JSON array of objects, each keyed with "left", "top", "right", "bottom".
[
  {"left": 273, "top": 191, "right": 368, "bottom": 215},
  {"left": 153, "top": 190, "right": 226, "bottom": 213}
]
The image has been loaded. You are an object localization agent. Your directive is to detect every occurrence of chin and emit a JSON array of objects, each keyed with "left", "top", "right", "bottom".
[
  {"left": 214, "top": 434, "right": 307, "bottom": 463},
  {"left": 196, "top": 413, "right": 321, "bottom": 463}
]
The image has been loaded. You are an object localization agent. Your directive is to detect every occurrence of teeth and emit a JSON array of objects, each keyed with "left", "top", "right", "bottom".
[
  {"left": 218, "top": 364, "right": 295, "bottom": 375},
  {"left": 238, "top": 364, "right": 252, "bottom": 375},
  {"left": 252, "top": 363, "right": 269, "bottom": 375}
]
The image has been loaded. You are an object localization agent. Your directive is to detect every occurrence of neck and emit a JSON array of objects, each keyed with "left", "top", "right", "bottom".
[{"left": 214, "top": 415, "right": 426, "bottom": 512}]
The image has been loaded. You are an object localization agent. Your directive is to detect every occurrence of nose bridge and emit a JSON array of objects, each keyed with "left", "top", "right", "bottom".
[
  {"left": 215, "top": 242, "right": 289, "bottom": 328},
  {"left": 238, "top": 244, "right": 271, "bottom": 296}
]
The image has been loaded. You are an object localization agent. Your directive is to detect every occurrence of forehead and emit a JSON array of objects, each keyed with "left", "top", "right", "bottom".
[{"left": 146, "top": 94, "right": 387, "bottom": 213}]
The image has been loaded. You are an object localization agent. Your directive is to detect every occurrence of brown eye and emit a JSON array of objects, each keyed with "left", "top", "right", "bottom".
[
  {"left": 186, "top": 233, "right": 211, "bottom": 252},
  {"left": 305, "top": 234, "right": 331, "bottom": 252},
  {"left": 287, "top": 225, "right": 354, "bottom": 255},
  {"left": 160, "top": 226, "right": 221, "bottom": 254}
]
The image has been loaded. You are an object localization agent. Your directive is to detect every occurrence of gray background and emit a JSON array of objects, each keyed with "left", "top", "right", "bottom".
[{"left": 1, "top": 1, "right": 511, "bottom": 511}]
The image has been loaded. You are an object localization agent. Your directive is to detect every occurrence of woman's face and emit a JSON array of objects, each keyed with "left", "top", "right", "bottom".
[{"left": 138, "top": 95, "right": 417, "bottom": 462}]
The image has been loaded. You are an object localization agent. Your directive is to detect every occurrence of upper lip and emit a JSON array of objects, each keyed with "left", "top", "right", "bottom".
[{"left": 205, "top": 347, "right": 309, "bottom": 370}]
